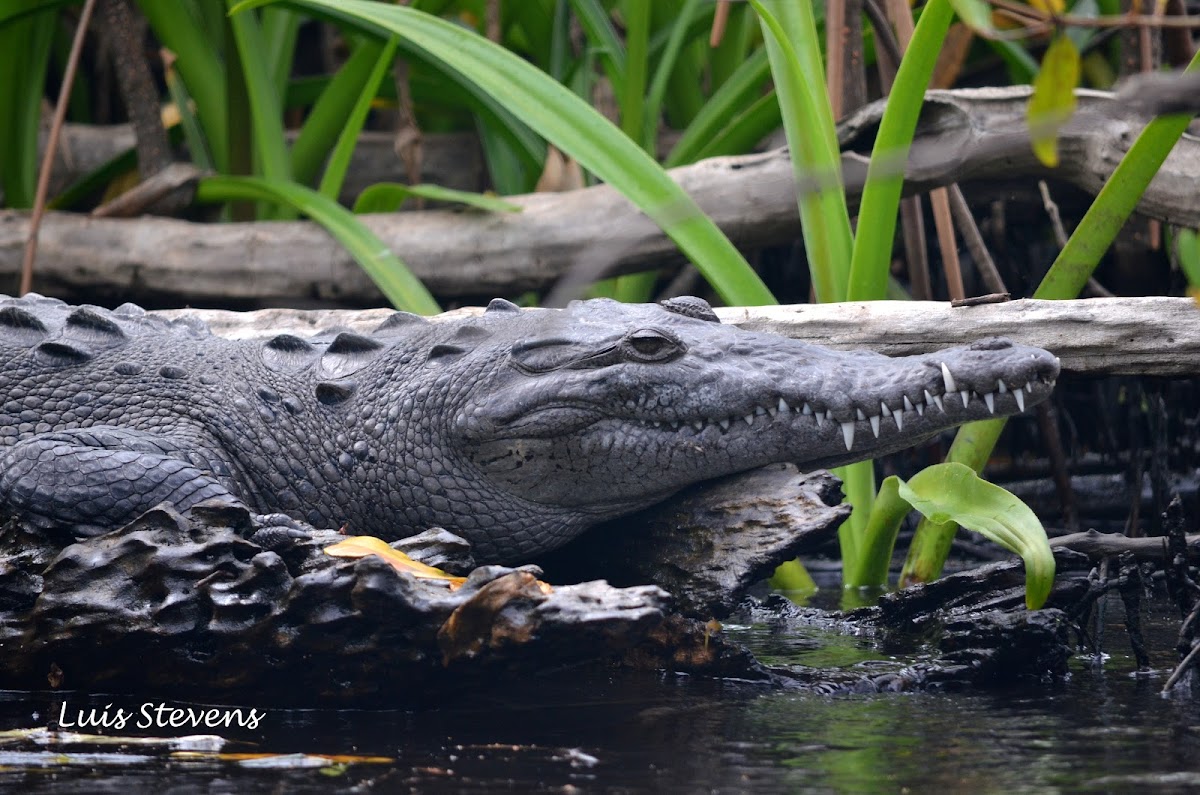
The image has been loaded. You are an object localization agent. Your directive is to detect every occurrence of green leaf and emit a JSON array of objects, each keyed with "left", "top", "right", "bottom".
[
  {"left": 1028, "top": 34, "right": 1081, "bottom": 168},
  {"left": 291, "top": 37, "right": 388, "bottom": 186},
  {"left": 948, "top": 0, "right": 994, "bottom": 36},
  {"left": 226, "top": 1, "right": 292, "bottom": 190},
  {"left": 248, "top": 0, "right": 775, "bottom": 305},
  {"left": 318, "top": 36, "right": 399, "bottom": 200},
  {"left": 665, "top": 47, "right": 771, "bottom": 167},
  {"left": 353, "top": 182, "right": 523, "bottom": 214},
  {"left": 1178, "top": 229, "right": 1200, "bottom": 290},
  {"left": 0, "top": 3, "right": 54, "bottom": 208},
  {"left": 195, "top": 175, "right": 441, "bottom": 315},
  {"left": 897, "top": 463, "right": 1056, "bottom": 610},
  {"left": 566, "top": 0, "right": 626, "bottom": 99},
  {"left": 136, "top": 0, "right": 229, "bottom": 171},
  {"left": 847, "top": 0, "right": 955, "bottom": 302},
  {"left": 844, "top": 475, "right": 913, "bottom": 588},
  {"left": 751, "top": 0, "right": 853, "bottom": 304},
  {"left": 1034, "top": 43, "right": 1200, "bottom": 300}
]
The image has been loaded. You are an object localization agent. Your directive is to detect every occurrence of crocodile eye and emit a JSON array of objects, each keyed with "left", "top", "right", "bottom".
[{"left": 622, "top": 328, "right": 684, "bottom": 363}]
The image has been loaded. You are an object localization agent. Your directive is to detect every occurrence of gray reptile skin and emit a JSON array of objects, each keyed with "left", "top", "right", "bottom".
[{"left": 0, "top": 293, "right": 1059, "bottom": 562}]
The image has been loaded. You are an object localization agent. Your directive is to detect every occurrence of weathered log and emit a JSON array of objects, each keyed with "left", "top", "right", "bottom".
[
  {"left": 4, "top": 87, "right": 1198, "bottom": 305},
  {"left": 157, "top": 296, "right": 1200, "bottom": 377}
]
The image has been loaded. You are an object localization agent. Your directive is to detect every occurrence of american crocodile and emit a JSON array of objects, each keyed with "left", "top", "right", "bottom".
[{"left": 0, "top": 293, "right": 1058, "bottom": 562}]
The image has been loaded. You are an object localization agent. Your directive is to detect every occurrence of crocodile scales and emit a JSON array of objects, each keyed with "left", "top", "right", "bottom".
[{"left": 0, "top": 293, "right": 1059, "bottom": 563}]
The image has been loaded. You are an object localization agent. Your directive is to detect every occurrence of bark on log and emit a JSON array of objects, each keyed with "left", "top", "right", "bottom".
[
  {"left": 4, "top": 86, "right": 1199, "bottom": 305},
  {"left": 159, "top": 296, "right": 1200, "bottom": 377}
]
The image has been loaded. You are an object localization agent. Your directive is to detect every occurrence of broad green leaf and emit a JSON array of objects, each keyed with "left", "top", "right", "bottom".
[
  {"left": 353, "top": 182, "right": 523, "bottom": 214},
  {"left": 948, "top": 0, "right": 995, "bottom": 35},
  {"left": 1028, "top": 34, "right": 1081, "bottom": 168},
  {"left": 194, "top": 175, "right": 441, "bottom": 315},
  {"left": 897, "top": 463, "right": 1055, "bottom": 609},
  {"left": 239, "top": 0, "right": 775, "bottom": 305}
]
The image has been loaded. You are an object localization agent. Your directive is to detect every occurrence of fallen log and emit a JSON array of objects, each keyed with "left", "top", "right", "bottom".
[
  {"left": 158, "top": 295, "right": 1200, "bottom": 377},
  {"left": 3, "top": 87, "right": 1198, "bottom": 305}
]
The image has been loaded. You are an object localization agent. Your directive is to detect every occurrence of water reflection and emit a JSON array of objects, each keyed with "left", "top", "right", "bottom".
[{"left": 2, "top": 596, "right": 1198, "bottom": 793}]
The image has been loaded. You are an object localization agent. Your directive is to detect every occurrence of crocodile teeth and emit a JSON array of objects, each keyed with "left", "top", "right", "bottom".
[
  {"left": 778, "top": 397, "right": 790, "bottom": 413},
  {"left": 719, "top": 418, "right": 730, "bottom": 431},
  {"left": 755, "top": 406, "right": 767, "bottom": 416},
  {"left": 841, "top": 421, "right": 855, "bottom": 451},
  {"left": 880, "top": 403, "right": 892, "bottom": 417},
  {"left": 932, "top": 393, "right": 944, "bottom": 412},
  {"left": 856, "top": 408, "right": 866, "bottom": 421},
  {"left": 802, "top": 402, "right": 813, "bottom": 415},
  {"left": 960, "top": 390, "right": 970, "bottom": 408},
  {"left": 693, "top": 420, "right": 704, "bottom": 431},
  {"left": 997, "top": 379, "right": 1007, "bottom": 394},
  {"left": 671, "top": 421, "right": 680, "bottom": 430},
  {"left": 869, "top": 414, "right": 881, "bottom": 438},
  {"left": 903, "top": 395, "right": 914, "bottom": 412},
  {"left": 767, "top": 405, "right": 778, "bottom": 417},
  {"left": 893, "top": 410, "right": 904, "bottom": 431},
  {"left": 1024, "top": 383, "right": 1033, "bottom": 394},
  {"left": 743, "top": 414, "right": 754, "bottom": 426},
  {"left": 941, "top": 362, "right": 957, "bottom": 393},
  {"left": 984, "top": 392, "right": 995, "bottom": 414},
  {"left": 815, "top": 410, "right": 825, "bottom": 428},
  {"left": 1015, "top": 389, "right": 1026, "bottom": 412}
]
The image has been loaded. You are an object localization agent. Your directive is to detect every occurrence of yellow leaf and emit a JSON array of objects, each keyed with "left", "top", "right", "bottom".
[
  {"left": 1027, "top": 0, "right": 1065, "bottom": 14},
  {"left": 1027, "top": 34, "right": 1081, "bottom": 167},
  {"left": 324, "top": 536, "right": 467, "bottom": 587}
]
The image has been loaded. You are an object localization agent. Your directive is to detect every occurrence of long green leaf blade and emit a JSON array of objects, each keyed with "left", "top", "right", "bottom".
[
  {"left": 318, "top": 36, "right": 398, "bottom": 200},
  {"left": 195, "top": 175, "right": 441, "bottom": 314}
]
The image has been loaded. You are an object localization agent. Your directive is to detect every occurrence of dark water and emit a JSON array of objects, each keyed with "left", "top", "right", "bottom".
[{"left": 3, "top": 596, "right": 1199, "bottom": 793}]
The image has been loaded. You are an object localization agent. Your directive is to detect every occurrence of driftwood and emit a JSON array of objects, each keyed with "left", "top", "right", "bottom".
[
  {"left": 158, "top": 295, "right": 1200, "bottom": 377},
  {"left": 3, "top": 86, "right": 1198, "bottom": 305}
]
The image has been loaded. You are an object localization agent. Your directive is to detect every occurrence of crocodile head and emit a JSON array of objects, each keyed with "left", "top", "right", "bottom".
[{"left": 442, "top": 297, "right": 1058, "bottom": 560}]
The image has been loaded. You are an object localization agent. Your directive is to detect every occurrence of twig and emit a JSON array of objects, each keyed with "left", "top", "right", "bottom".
[
  {"left": 948, "top": 184, "right": 1007, "bottom": 295},
  {"left": 1038, "top": 181, "right": 1069, "bottom": 249},
  {"left": 710, "top": 0, "right": 731, "bottom": 48},
  {"left": 20, "top": 0, "right": 97, "bottom": 296},
  {"left": 1163, "top": 639, "right": 1200, "bottom": 691},
  {"left": 826, "top": 0, "right": 847, "bottom": 120}
]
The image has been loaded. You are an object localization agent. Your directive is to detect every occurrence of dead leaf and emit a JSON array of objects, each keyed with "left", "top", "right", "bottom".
[{"left": 324, "top": 536, "right": 467, "bottom": 588}]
